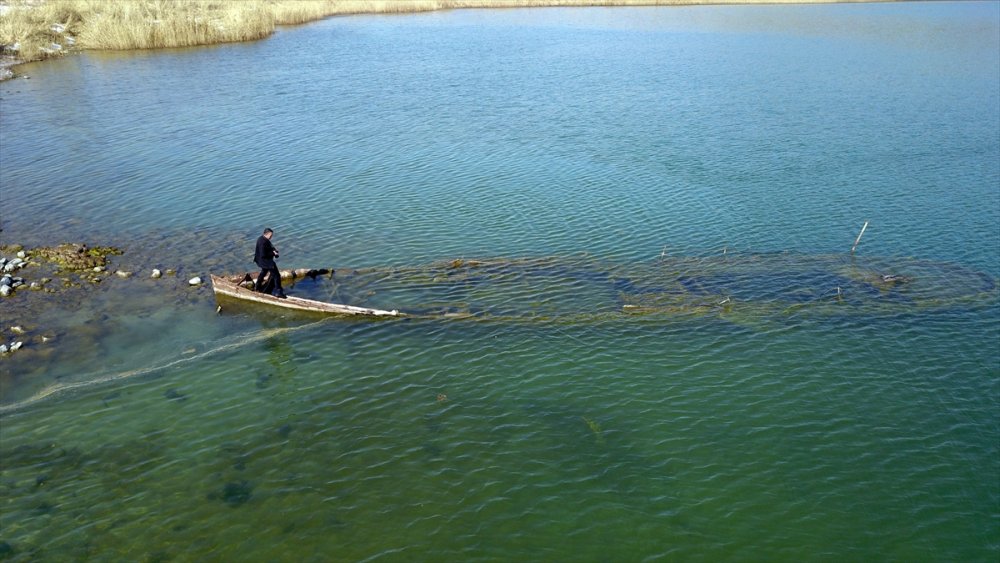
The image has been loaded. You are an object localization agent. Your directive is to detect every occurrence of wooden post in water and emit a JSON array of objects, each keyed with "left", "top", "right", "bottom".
[{"left": 851, "top": 221, "right": 869, "bottom": 254}]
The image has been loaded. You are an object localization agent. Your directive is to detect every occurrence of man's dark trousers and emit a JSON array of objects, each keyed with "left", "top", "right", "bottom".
[{"left": 256, "top": 266, "right": 283, "bottom": 295}]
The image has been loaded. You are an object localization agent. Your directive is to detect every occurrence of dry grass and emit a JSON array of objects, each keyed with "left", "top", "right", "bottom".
[
  {"left": 1, "top": 0, "right": 890, "bottom": 66},
  {"left": 78, "top": 1, "right": 276, "bottom": 50}
]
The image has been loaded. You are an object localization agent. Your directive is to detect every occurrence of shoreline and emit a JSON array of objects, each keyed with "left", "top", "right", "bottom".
[{"left": 0, "top": 0, "right": 904, "bottom": 80}]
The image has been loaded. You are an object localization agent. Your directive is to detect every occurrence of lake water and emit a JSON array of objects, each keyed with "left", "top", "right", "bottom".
[{"left": 1, "top": 2, "right": 998, "bottom": 560}]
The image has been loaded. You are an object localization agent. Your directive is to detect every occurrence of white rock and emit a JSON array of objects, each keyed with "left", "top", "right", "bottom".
[
  {"left": 0, "top": 345, "right": 7, "bottom": 354},
  {"left": 10, "top": 326, "right": 25, "bottom": 334},
  {"left": 189, "top": 277, "right": 203, "bottom": 286},
  {"left": 0, "top": 285, "right": 10, "bottom": 297},
  {"left": 29, "top": 282, "right": 41, "bottom": 290},
  {"left": 10, "top": 341, "right": 22, "bottom": 352},
  {"left": 151, "top": 269, "right": 162, "bottom": 278},
  {"left": 16, "top": 251, "right": 26, "bottom": 259},
  {"left": 93, "top": 266, "right": 104, "bottom": 272},
  {"left": 115, "top": 270, "right": 132, "bottom": 278}
]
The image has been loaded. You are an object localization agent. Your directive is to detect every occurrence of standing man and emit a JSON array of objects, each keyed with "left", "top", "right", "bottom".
[{"left": 254, "top": 228, "right": 287, "bottom": 298}]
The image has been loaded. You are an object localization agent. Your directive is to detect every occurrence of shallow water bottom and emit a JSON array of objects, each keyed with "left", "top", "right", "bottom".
[
  {"left": 1, "top": 302, "right": 997, "bottom": 560},
  {"left": 0, "top": 3, "right": 998, "bottom": 559}
]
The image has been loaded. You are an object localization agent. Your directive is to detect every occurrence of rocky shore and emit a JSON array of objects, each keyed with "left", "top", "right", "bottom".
[
  {"left": 0, "top": 55, "right": 16, "bottom": 80},
  {"left": 0, "top": 243, "right": 206, "bottom": 360}
]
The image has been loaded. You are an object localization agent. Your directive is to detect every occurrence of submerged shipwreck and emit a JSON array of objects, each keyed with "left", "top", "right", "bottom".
[{"left": 212, "top": 253, "right": 998, "bottom": 324}]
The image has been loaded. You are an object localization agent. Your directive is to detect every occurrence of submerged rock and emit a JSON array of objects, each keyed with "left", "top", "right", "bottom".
[
  {"left": 220, "top": 480, "right": 253, "bottom": 507},
  {"left": 164, "top": 388, "right": 187, "bottom": 402},
  {"left": 0, "top": 539, "right": 14, "bottom": 559},
  {"left": 2, "top": 257, "right": 24, "bottom": 272},
  {"left": 32, "top": 243, "right": 122, "bottom": 272},
  {"left": 255, "top": 373, "right": 271, "bottom": 389},
  {"left": 102, "top": 391, "right": 121, "bottom": 407}
]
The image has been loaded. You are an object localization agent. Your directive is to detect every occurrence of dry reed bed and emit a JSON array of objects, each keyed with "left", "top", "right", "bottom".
[{"left": 1, "top": 0, "right": 886, "bottom": 67}]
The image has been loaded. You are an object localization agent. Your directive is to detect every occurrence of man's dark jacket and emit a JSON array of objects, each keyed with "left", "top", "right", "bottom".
[{"left": 254, "top": 236, "right": 277, "bottom": 269}]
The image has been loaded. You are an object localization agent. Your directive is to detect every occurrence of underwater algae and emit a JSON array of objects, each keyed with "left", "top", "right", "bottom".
[{"left": 247, "top": 253, "right": 999, "bottom": 325}]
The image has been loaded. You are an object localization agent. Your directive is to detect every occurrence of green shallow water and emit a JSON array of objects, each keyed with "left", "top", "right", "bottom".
[
  {"left": 1, "top": 312, "right": 997, "bottom": 560},
  {"left": 1, "top": 2, "right": 998, "bottom": 561}
]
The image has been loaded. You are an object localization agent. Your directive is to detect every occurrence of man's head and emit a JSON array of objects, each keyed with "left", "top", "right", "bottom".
[{"left": 263, "top": 228, "right": 274, "bottom": 239}]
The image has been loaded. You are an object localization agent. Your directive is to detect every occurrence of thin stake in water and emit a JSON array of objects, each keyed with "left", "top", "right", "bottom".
[{"left": 851, "top": 221, "right": 869, "bottom": 254}]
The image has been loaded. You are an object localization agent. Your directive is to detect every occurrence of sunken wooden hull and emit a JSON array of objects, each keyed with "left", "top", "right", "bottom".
[{"left": 210, "top": 271, "right": 401, "bottom": 317}]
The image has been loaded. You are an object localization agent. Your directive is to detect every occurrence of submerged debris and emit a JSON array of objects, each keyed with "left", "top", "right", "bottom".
[
  {"left": 879, "top": 274, "right": 910, "bottom": 284},
  {"left": 582, "top": 416, "right": 606, "bottom": 445},
  {"left": 298, "top": 254, "right": 997, "bottom": 323},
  {"left": 219, "top": 480, "right": 253, "bottom": 507},
  {"left": 163, "top": 388, "right": 188, "bottom": 402}
]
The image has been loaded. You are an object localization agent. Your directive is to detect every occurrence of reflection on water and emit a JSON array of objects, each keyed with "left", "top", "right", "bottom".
[{"left": 0, "top": 2, "right": 998, "bottom": 561}]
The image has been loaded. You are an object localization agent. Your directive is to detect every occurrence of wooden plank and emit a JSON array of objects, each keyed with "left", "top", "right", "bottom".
[{"left": 210, "top": 274, "right": 401, "bottom": 317}]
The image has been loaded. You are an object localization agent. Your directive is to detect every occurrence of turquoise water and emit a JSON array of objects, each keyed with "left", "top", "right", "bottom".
[{"left": 1, "top": 2, "right": 998, "bottom": 561}]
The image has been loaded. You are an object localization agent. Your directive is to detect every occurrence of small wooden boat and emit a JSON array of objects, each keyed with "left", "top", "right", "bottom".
[{"left": 210, "top": 269, "right": 402, "bottom": 317}]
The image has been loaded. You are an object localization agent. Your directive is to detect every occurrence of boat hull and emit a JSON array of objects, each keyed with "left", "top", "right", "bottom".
[{"left": 210, "top": 273, "right": 401, "bottom": 317}]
